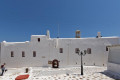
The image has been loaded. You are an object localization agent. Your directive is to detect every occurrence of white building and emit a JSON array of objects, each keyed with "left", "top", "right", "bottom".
[
  {"left": 107, "top": 45, "right": 120, "bottom": 75},
  {"left": 0, "top": 30, "right": 120, "bottom": 68}
]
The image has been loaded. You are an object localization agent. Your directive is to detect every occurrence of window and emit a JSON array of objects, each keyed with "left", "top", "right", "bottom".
[
  {"left": 22, "top": 51, "right": 25, "bottom": 57},
  {"left": 33, "top": 51, "right": 36, "bottom": 57},
  {"left": 11, "top": 51, "right": 14, "bottom": 57},
  {"left": 59, "top": 48, "right": 63, "bottom": 53},
  {"left": 106, "top": 47, "right": 108, "bottom": 51},
  {"left": 38, "top": 38, "right": 40, "bottom": 42},
  {"left": 75, "top": 48, "right": 79, "bottom": 53},
  {"left": 87, "top": 48, "right": 91, "bottom": 54}
]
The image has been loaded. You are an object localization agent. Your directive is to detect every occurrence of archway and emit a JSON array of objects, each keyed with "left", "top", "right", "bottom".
[{"left": 52, "top": 59, "right": 59, "bottom": 68}]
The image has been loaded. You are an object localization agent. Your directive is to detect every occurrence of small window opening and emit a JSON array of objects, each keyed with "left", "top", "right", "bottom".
[
  {"left": 59, "top": 48, "right": 63, "bottom": 53},
  {"left": 87, "top": 48, "right": 91, "bottom": 54},
  {"left": 106, "top": 47, "right": 108, "bottom": 51},
  {"left": 22, "top": 51, "right": 25, "bottom": 57},
  {"left": 33, "top": 51, "right": 36, "bottom": 57},
  {"left": 38, "top": 38, "right": 40, "bottom": 42},
  {"left": 11, "top": 51, "right": 14, "bottom": 57},
  {"left": 75, "top": 48, "right": 79, "bottom": 53}
]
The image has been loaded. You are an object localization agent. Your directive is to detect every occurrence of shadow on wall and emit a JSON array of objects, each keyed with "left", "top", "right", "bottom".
[{"left": 100, "top": 70, "right": 120, "bottom": 80}]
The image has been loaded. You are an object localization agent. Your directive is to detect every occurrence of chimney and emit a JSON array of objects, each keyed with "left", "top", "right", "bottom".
[
  {"left": 46, "top": 30, "right": 50, "bottom": 38},
  {"left": 96, "top": 32, "right": 102, "bottom": 38},
  {"left": 75, "top": 30, "right": 80, "bottom": 38}
]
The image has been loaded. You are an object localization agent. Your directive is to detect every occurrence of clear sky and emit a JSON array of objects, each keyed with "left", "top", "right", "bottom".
[{"left": 0, "top": 0, "right": 120, "bottom": 42}]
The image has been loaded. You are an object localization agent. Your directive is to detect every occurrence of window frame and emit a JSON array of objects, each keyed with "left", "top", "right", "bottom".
[
  {"left": 75, "top": 48, "right": 79, "bottom": 53},
  {"left": 22, "top": 51, "right": 25, "bottom": 57},
  {"left": 87, "top": 48, "right": 91, "bottom": 54},
  {"left": 11, "top": 51, "right": 14, "bottom": 57},
  {"left": 33, "top": 51, "right": 36, "bottom": 57},
  {"left": 59, "top": 48, "right": 63, "bottom": 53}
]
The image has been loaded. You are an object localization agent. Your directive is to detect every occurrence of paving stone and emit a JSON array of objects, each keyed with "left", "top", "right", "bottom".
[{"left": 0, "top": 66, "right": 119, "bottom": 80}]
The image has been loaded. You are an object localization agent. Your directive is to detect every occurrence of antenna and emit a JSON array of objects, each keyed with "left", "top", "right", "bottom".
[{"left": 57, "top": 24, "right": 59, "bottom": 38}]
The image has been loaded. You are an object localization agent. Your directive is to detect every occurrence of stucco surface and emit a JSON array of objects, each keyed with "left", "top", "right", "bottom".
[
  {"left": 0, "top": 35, "right": 120, "bottom": 68},
  {"left": 107, "top": 46, "right": 120, "bottom": 74}
]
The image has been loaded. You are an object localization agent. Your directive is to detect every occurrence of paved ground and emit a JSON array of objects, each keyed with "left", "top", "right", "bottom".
[{"left": 0, "top": 66, "right": 120, "bottom": 80}]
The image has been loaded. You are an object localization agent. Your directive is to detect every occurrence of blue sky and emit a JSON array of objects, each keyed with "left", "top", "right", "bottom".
[{"left": 0, "top": 0, "right": 120, "bottom": 42}]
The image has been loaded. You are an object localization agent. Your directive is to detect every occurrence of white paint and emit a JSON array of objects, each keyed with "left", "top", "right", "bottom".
[
  {"left": 107, "top": 46, "right": 120, "bottom": 74},
  {"left": 0, "top": 31, "right": 120, "bottom": 68},
  {"left": 107, "top": 62, "right": 120, "bottom": 75},
  {"left": 47, "top": 30, "right": 50, "bottom": 38}
]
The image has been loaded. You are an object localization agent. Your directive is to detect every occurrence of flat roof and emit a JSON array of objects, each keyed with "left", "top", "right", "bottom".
[
  {"left": 2, "top": 36, "right": 120, "bottom": 43},
  {"left": 53, "top": 36, "right": 119, "bottom": 39}
]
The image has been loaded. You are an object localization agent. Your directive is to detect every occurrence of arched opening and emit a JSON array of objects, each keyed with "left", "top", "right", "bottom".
[{"left": 52, "top": 59, "right": 59, "bottom": 68}]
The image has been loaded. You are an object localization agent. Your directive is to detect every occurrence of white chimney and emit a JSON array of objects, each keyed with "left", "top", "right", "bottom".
[
  {"left": 97, "top": 32, "right": 101, "bottom": 38},
  {"left": 47, "top": 30, "right": 50, "bottom": 38}
]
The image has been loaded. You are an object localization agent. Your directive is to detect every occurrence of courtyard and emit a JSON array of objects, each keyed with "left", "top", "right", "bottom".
[{"left": 0, "top": 66, "right": 120, "bottom": 80}]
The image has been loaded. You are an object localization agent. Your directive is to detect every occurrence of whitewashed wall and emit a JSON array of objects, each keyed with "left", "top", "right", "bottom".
[
  {"left": 54, "top": 37, "right": 119, "bottom": 67},
  {"left": 107, "top": 62, "right": 120, "bottom": 75},
  {"left": 108, "top": 46, "right": 120, "bottom": 64},
  {"left": 0, "top": 35, "right": 120, "bottom": 68},
  {"left": 0, "top": 43, "right": 1, "bottom": 65},
  {"left": 107, "top": 46, "right": 120, "bottom": 74}
]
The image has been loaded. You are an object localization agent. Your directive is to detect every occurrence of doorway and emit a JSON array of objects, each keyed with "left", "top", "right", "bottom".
[{"left": 52, "top": 59, "right": 59, "bottom": 68}]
